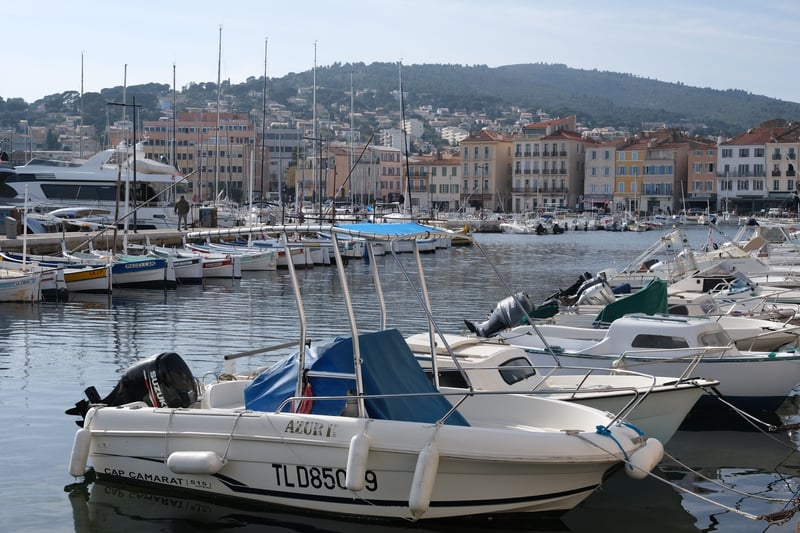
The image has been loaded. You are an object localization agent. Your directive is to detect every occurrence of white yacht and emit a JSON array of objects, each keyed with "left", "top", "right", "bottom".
[{"left": 6, "top": 142, "right": 183, "bottom": 230}]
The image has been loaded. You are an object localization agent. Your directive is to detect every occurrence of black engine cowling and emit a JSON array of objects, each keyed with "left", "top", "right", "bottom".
[{"left": 66, "top": 352, "right": 198, "bottom": 426}]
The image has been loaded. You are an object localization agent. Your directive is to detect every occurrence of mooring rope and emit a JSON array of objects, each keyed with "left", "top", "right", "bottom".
[{"left": 574, "top": 429, "right": 799, "bottom": 525}]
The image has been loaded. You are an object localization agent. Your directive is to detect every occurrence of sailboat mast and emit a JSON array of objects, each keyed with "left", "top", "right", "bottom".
[
  {"left": 350, "top": 70, "right": 354, "bottom": 207},
  {"left": 313, "top": 41, "right": 319, "bottom": 216},
  {"left": 214, "top": 25, "right": 222, "bottom": 203},
  {"left": 172, "top": 63, "right": 177, "bottom": 176},
  {"left": 260, "top": 37, "right": 268, "bottom": 205},
  {"left": 122, "top": 64, "right": 127, "bottom": 134},
  {"left": 79, "top": 52, "right": 84, "bottom": 158},
  {"left": 399, "top": 61, "right": 411, "bottom": 214}
]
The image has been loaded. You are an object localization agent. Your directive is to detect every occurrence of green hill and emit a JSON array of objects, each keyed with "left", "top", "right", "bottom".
[{"left": 3, "top": 62, "right": 800, "bottom": 144}]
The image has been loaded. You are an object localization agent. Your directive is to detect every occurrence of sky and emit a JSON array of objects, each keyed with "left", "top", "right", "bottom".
[{"left": 6, "top": 1, "right": 800, "bottom": 104}]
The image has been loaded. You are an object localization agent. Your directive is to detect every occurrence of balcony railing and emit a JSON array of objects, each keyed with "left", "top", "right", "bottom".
[
  {"left": 510, "top": 186, "right": 569, "bottom": 194},
  {"left": 716, "top": 171, "right": 767, "bottom": 178}
]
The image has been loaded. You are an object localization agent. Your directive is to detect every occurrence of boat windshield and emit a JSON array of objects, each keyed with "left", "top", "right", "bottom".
[
  {"left": 699, "top": 330, "right": 733, "bottom": 347},
  {"left": 498, "top": 357, "right": 537, "bottom": 385},
  {"left": 631, "top": 334, "right": 690, "bottom": 349}
]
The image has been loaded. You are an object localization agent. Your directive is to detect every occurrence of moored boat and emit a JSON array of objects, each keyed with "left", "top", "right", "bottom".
[{"left": 65, "top": 223, "right": 662, "bottom": 521}]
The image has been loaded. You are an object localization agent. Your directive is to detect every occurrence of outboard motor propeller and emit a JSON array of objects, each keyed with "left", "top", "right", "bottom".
[
  {"left": 66, "top": 352, "right": 198, "bottom": 426},
  {"left": 465, "top": 292, "right": 535, "bottom": 338}
]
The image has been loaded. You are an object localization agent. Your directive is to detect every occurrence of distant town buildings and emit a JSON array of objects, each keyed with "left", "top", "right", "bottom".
[{"left": 4, "top": 83, "right": 800, "bottom": 216}]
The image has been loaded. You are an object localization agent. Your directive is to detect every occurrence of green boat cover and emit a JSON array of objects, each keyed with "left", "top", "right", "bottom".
[{"left": 593, "top": 278, "right": 668, "bottom": 325}]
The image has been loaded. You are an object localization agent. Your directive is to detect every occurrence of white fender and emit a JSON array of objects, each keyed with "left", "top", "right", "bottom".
[
  {"left": 68, "top": 428, "right": 92, "bottom": 477},
  {"left": 345, "top": 432, "right": 371, "bottom": 491},
  {"left": 626, "top": 438, "right": 664, "bottom": 480},
  {"left": 408, "top": 442, "right": 439, "bottom": 520},
  {"left": 167, "top": 451, "right": 224, "bottom": 475}
]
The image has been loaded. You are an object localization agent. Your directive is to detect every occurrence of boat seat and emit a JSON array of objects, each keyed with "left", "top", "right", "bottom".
[{"left": 201, "top": 379, "right": 248, "bottom": 409}]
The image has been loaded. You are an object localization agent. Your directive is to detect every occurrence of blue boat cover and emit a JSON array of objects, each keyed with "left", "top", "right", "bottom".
[
  {"left": 243, "top": 328, "right": 469, "bottom": 426},
  {"left": 334, "top": 222, "right": 441, "bottom": 239}
]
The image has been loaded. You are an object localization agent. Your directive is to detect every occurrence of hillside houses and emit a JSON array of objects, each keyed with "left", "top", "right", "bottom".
[{"left": 4, "top": 80, "right": 799, "bottom": 217}]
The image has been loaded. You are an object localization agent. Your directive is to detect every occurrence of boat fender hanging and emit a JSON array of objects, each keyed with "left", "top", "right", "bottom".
[
  {"left": 167, "top": 451, "right": 225, "bottom": 475},
  {"left": 68, "top": 428, "right": 92, "bottom": 477},
  {"left": 345, "top": 432, "right": 371, "bottom": 491},
  {"left": 408, "top": 442, "right": 439, "bottom": 520},
  {"left": 625, "top": 438, "right": 664, "bottom": 480}
]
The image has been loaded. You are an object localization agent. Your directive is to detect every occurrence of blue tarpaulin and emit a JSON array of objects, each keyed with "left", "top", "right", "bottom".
[{"left": 244, "top": 329, "right": 469, "bottom": 426}]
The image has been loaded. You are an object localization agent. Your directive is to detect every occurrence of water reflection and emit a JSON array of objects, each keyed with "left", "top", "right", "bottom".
[
  {"left": 67, "top": 477, "right": 570, "bottom": 533},
  {"left": 5, "top": 227, "right": 800, "bottom": 532}
]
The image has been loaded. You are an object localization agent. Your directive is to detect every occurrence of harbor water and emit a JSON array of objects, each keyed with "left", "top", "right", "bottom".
[{"left": 2, "top": 225, "right": 800, "bottom": 532}]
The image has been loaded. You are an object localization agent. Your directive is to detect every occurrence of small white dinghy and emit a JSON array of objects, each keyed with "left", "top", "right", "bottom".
[{"left": 66, "top": 223, "right": 662, "bottom": 521}]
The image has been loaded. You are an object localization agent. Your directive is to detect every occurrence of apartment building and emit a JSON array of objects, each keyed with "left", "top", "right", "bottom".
[
  {"left": 142, "top": 111, "right": 257, "bottom": 203},
  {"left": 717, "top": 126, "right": 771, "bottom": 214},
  {"left": 764, "top": 123, "right": 800, "bottom": 211},
  {"left": 511, "top": 115, "right": 587, "bottom": 212},
  {"left": 405, "top": 152, "right": 461, "bottom": 213},
  {"left": 460, "top": 130, "right": 514, "bottom": 213},
  {"left": 613, "top": 139, "right": 648, "bottom": 214},
  {"left": 583, "top": 141, "right": 620, "bottom": 212},
  {"left": 641, "top": 138, "right": 688, "bottom": 216},
  {"left": 686, "top": 140, "right": 718, "bottom": 212}
]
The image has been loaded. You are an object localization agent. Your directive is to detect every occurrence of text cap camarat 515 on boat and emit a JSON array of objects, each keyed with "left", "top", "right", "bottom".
[{"left": 66, "top": 223, "right": 662, "bottom": 521}]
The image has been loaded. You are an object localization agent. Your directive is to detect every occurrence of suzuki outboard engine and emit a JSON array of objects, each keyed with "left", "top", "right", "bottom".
[
  {"left": 464, "top": 292, "right": 535, "bottom": 338},
  {"left": 66, "top": 352, "right": 198, "bottom": 426}
]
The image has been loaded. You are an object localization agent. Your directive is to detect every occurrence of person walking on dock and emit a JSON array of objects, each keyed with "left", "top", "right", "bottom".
[{"left": 175, "top": 195, "right": 190, "bottom": 230}]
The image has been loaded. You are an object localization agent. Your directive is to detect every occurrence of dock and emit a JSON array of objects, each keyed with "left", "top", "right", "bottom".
[{"left": 0, "top": 229, "right": 189, "bottom": 255}]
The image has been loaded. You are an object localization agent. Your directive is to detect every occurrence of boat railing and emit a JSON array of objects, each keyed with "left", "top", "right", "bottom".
[
  {"left": 613, "top": 345, "right": 731, "bottom": 373},
  {"left": 275, "top": 388, "right": 469, "bottom": 428}
]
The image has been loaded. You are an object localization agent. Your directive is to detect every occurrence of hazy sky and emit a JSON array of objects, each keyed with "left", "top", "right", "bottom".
[{"left": 6, "top": 1, "right": 799, "bottom": 104}]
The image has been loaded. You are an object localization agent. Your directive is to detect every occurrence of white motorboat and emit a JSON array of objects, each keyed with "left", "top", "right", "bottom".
[
  {"left": 404, "top": 331, "right": 717, "bottom": 444},
  {"left": 493, "top": 313, "right": 800, "bottom": 415},
  {"left": 66, "top": 223, "right": 661, "bottom": 521},
  {"left": 10, "top": 142, "right": 183, "bottom": 230},
  {"left": 535, "top": 275, "right": 800, "bottom": 352}
]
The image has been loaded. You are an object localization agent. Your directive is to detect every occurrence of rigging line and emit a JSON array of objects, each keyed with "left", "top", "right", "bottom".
[
  {"left": 67, "top": 171, "right": 195, "bottom": 254},
  {"left": 334, "top": 134, "right": 375, "bottom": 196},
  {"left": 575, "top": 433, "right": 764, "bottom": 522}
]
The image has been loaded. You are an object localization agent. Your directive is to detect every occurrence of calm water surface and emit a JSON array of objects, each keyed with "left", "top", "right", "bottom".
[{"left": 2, "top": 225, "right": 800, "bottom": 532}]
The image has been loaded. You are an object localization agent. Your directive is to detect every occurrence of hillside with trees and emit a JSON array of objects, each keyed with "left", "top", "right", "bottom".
[{"left": 3, "top": 62, "right": 800, "bottom": 147}]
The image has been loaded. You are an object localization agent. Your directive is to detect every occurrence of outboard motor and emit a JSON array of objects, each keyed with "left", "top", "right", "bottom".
[
  {"left": 66, "top": 352, "right": 198, "bottom": 426},
  {"left": 465, "top": 292, "right": 535, "bottom": 338}
]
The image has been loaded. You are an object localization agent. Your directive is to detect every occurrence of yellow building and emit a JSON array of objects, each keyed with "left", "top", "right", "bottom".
[{"left": 459, "top": 130, "right": 513, "bottom": 213}]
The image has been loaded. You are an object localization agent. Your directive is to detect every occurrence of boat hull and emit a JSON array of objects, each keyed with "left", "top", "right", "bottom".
[
  {"left": 64, "top": 265, "right": 111, "bottom": 293},
  {"left": 0, "top": 270, "right": 41, "bottom": 301},
  {"left": 79, "top": 401, "right": 637, "bottom": 520},
  {"left": 523, "top": 350, "right": 800, "bottom": 413}
]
